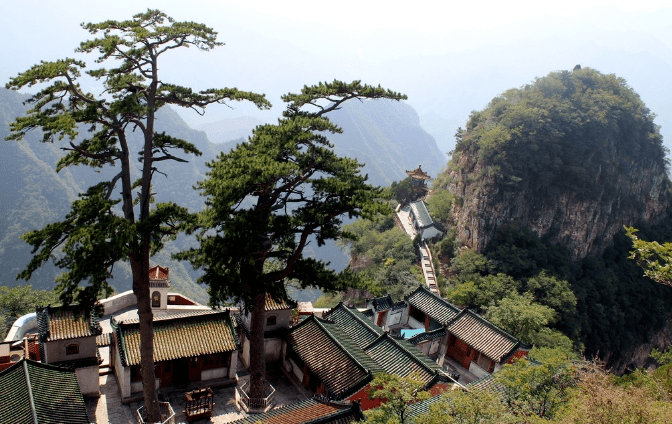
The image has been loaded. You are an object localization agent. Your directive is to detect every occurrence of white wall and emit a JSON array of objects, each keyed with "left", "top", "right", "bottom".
[
  {"left": 75, "top": 365, "right": 100, "bottom": 396},
  {"left": 201, "top": 367, "right": 227, "bottom": 381},
  {"left": 4, "top": 313, "right": 37, "bottom": 341},
  {"left": 265, "top": 338, "right": 283, "bottom": 363},
  {"left": 469, "top": 361, "right": 490, "bottom": 379},
  {"left": 44, "top": 336, "right": 97, "bottom": 363},
  {"left": 406, "top": 316, "right": 424, "bottom": 330}
]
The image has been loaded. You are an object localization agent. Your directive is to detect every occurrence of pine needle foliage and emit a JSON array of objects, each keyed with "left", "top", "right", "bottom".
[{"left": 5, "top": 9, "right": 269, "bottom": 421}]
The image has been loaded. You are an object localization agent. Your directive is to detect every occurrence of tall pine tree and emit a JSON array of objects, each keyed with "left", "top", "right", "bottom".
[
  {"left": 6, "top": 10, "right": 269, "bottom": 421},
  {"left": 180, "top": 80, "right": 405, "bottom": 400}
]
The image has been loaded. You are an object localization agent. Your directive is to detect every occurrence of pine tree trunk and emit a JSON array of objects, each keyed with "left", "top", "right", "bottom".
[
  {"left": 131, "top": 248, "right": 160, "bottom": 422},
  {"left": 248, "top": 291, "right": 267, "bottom": 400}
]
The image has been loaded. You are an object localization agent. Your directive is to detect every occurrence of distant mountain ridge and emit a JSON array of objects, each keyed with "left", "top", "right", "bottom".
[
  {"left": 195, "top": 99, "right": 447, "bottom": 187},
  {"left": 0, "top": 89, "right": 446, "bottom": 301}
]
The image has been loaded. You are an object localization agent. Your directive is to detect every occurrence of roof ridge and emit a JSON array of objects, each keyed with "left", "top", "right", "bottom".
[
  {"left": 406, "top": 285, "right": 462, "bottom": 312},
  {"left": 407, "top": 327, "right": 446, "bottom": 345},
  {"left": 310, "top": 316, "right": 375, "bottom": 376},
  {"left": 117, "top": 308, "right": 221, "bottom": 326},
  {"left": 459, "top": 309, "right": 520, "bottom": 343},
  {"left": 364, "top": 333, "right": 438, "bottom": 377},
  {"left": 340, "top": 304, "right": 384, "bottom": 336}
]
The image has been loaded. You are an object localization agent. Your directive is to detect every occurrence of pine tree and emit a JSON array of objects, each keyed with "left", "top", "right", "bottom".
[
  {"left": 6, "top": 10, "right": 269, "bottom": 421},
  {"left": 180, "top": 80, "right": 405, "bottom": 400}
]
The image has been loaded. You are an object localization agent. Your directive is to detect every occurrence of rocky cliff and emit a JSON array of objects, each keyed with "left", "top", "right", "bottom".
[{"left": 445, "top": 67, "right": 672, "bottom": 260}]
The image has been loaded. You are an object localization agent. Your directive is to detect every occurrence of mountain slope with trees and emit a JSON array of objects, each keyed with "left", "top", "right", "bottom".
[
  {"left": 447, "top": 67, "right": 672, "bottom": 260},
  {"left": 0, "top": 88, "right": 446, "bottom": 300},
  {"left": 437, "top": 67, "right": 672, "bottom": 367}
]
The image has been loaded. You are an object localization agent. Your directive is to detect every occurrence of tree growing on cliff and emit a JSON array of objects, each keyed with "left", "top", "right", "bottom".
[
  {"left": 180, "top": 80, "right": 405, "bottom": 400},
  {"left": 626, "top": 226, "right": 672, "bottom": 289},
  {"left": 6, "top": 10, "right": 269, "bottom": 421}
]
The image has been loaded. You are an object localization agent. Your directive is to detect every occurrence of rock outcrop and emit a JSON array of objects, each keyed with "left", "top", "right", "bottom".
[
  {"left": 448, "top": 151, "right": 671, "bottom": 260},
  {"left": 445, "top": 68, "right": 672, "bottom": 260}
]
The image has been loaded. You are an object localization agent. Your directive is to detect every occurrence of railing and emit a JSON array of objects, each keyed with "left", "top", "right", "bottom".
[
  {"left": 136, "top": 402, "right": 175, "bottom": 424},
  {"left": 149, "top": 281, "right": 170, "bottom": 288},
  {"left": 236, "top": 381, "right": 276, "bottom": 413}
]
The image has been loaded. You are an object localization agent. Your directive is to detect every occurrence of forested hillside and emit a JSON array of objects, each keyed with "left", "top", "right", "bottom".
[
  {"left": 0, "top": 87, "right": 444, "bottom": 303},
  {"left": 340, "top": 68, "right": 672, "bottom": 368}
]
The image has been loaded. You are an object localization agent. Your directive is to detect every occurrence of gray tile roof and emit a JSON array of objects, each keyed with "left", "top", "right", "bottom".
[
  {"left": 408, "top": 327, "right": 446, "bottom": 345},
  {"left": 446, "top": 310, "right": 520, "bottom": 363},
  {"left": 410, "top": 200, "right": 435, "bottom": 228},
  {"left": 323, "top": 304, "right": 384, "bottom": 349},
  {"left": 0, "top": 359, "right": 90, "bottom": 424},
  {"left": 368, "top": 295, "right": 394, "bottom": 311},
  {"left": 405, "top": 285, "right": 462, "bottom": 325},
  {"left": 363, "top": 334, "right": 442, "bottom": 385},
  {"left": 405, "top": 393, "right": 445, "bottom": 420},
  {"left": 286, "top": 315, "right": 381, "bottom": 399}
]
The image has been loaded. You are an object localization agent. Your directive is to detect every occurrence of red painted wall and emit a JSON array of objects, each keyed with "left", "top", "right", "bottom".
[
  {"left": 348, "top": 385, "right": 382, "bottom": 411},
  {"left": 506, "top": 348, "right": 529, "bottom": 364},
  {"left": 349, "top": 382, "right": 451, "bottom": 412}
]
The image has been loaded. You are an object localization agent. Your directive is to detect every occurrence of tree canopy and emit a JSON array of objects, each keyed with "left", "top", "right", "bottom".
[
  {"left": 452, "top": 67, "right": 668, "bottom": 195},
  {"left": 6, "top": 9, "right": 269, "bottom": 421},
  {"left": 626, "top": 226, "right": 672, "bottom": 289},
  {"left": 180, "top": 80, "right": 405, "bottom": 398}
]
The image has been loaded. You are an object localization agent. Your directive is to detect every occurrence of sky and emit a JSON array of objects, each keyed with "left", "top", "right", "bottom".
[{"left": 2, "top": 0, "right": 671, "bottom": 153}]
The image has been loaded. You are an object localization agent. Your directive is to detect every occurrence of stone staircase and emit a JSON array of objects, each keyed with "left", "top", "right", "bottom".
[{"left": 418, "top": 242, "right": 440, "bottom": 296}]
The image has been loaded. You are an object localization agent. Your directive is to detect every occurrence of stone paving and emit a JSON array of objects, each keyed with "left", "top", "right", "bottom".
[{"left": 86, "top": 363, "right": 309, "bottom": 423}]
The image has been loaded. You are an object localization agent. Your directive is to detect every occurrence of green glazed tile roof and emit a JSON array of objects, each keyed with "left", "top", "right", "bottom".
[
  {"left": 368, "top": 295, "right": 394, "bottom": 311},
  {"left": 408, "top": 327, "right": 446, "bottom": 345},
  {"left": 404, "top": 393, "right": 445, "bottom": 420},
  {"left": 115, "top": 310, "right": 238, "bottom": 366},
  {"left": 323, "top": 304, "right": 384, "bottom": 349},
  {"left": 446, "top": 310, "right": 519, "bottom": 363},
  {"left": 286, "top": 316, "right": 381, "bottom": 399},
  {"left": 363, "top": 334, "right": 443, "bottom": 385},
  {"left": 405, "top": 285, "right": 461, "bottom": 325},
  {"left": 0, "top": 359, "right": 90, "bottom": 424},
  {"left": 231, "top": 398, "right": 363, "bottom": 424}
]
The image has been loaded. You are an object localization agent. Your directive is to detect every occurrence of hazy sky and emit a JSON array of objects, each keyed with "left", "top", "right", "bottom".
[{"left": 2, "top": 1, "right": 671, "bottom": 151}]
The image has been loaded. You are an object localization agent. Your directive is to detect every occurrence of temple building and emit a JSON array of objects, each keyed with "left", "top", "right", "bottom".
[
  {"left": 283, "top": 303, "right": 455, "bottom": 409},
  {"left": 365, "top": 285, "right": 530, "bottom": 382},
  {"left": 36, "top": 306, "right": 102, "bottom": 396},
  {"left": 405, "top": 165, "right": 431, "bottom": 197},
  {"left": 111, "top": 309, "right": 239, "bottom": 401}
]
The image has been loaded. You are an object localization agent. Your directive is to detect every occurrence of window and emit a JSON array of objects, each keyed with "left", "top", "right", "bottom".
[
  {"left": 66, "top": 344, "right": 79, "bottom": 355},
  {"left": 131, "top": 365, "right": 142, "bottom": 382},
  {"left": 164, "top": 361, "right": 171, "bottom": 373},
  {"left": 410, "top": 306, "right": 425, "bottom": 324},
  {"left": 266, "top": 315, "right": 277, "bottom": 326},
  {"left": 151, "top": 291, "right": 161, "bottom": 308},
  {"left": 191, "top": 357, "right": 198, "bottom": 368}
]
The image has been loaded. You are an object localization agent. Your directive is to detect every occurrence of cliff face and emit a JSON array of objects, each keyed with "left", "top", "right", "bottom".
[
  {"left": 448, "top": 149, "right": 671, "bottom": 260},
  {"left": 611, "top": 314, "right": 672, "bottom": 374},
  {"left": 445, "top": 68, "right": 672, "bottom": 260}
]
